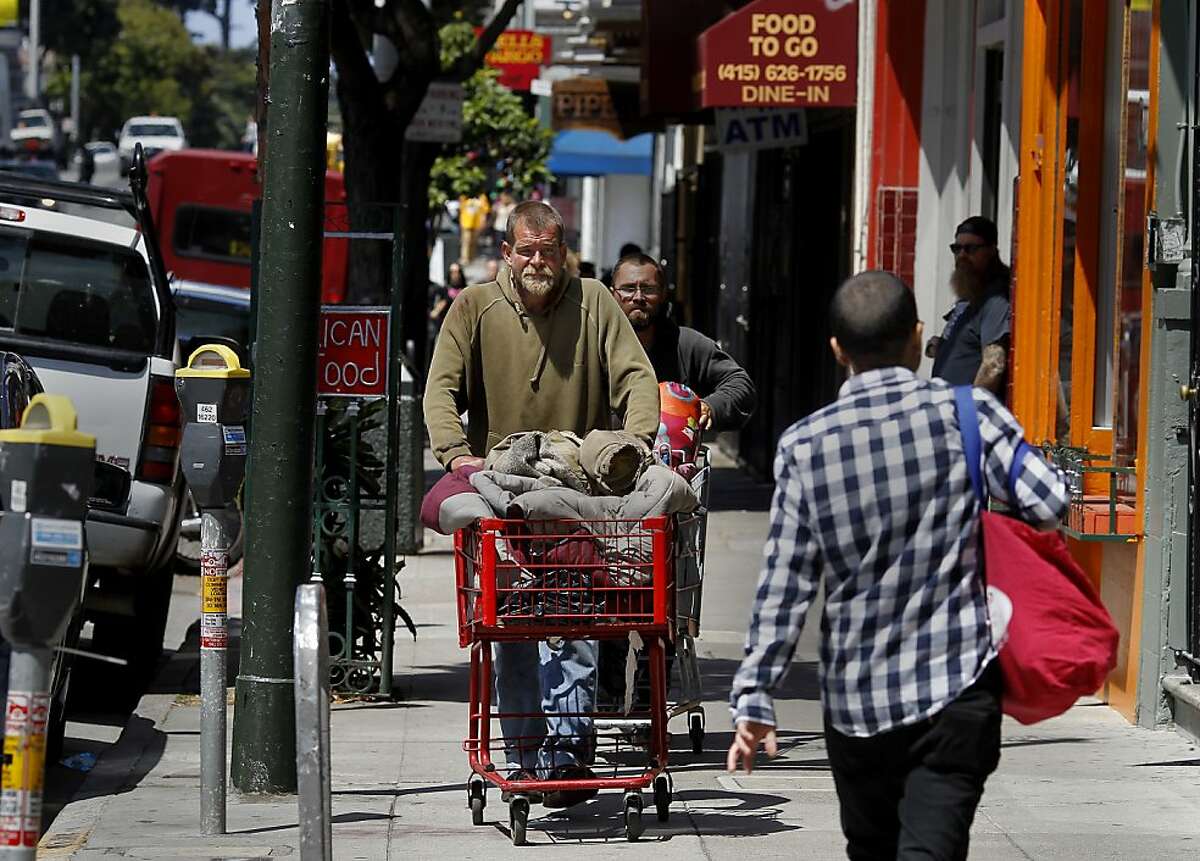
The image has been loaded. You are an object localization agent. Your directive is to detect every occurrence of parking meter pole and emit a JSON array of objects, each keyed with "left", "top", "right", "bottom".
[
  {"left": 175, "top": 345, "right": 251, "bottom": 823},
  {"left": 0, "top": 648, "right": 52, "bottom": 860},
  {"left": 232, "top": 0, "right": 330, "bottom": 795},
  {"left": 0, "top": 394, "right": 94, "bottom": 859},
  {"left": 200, "top": 508, "right": 237, "bottom": 835}
]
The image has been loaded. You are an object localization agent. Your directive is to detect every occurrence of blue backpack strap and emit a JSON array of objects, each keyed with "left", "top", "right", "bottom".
[{"left": 953, "top": 386, "right": 985, "bottom": 504}]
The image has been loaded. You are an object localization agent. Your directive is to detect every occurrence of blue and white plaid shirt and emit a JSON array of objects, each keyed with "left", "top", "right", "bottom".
[{"left": 730, "top": 367, "right": 1070, "bottom": 737}]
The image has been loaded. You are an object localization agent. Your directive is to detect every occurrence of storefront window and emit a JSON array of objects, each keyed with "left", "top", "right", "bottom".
[
  {"left": 1112, "top": 7, "right": 1152, "bottom": 470},
  {"left": 1055, "top": 0, "right": 1083, "bottom": 441}
]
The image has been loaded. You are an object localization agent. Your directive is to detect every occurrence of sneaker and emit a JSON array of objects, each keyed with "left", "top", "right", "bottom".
[
  {"left": 501, "top": 769, "right": 543, "bottom": 804},
  {"left": 541, "top": 764, "right": 599, "bottom": 809}
]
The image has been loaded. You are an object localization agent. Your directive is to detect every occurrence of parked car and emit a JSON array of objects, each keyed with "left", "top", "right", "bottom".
[
  {"left": 0, "top": 352, "right": 132, "bottom": 756},
  {"left": 171, "top": 281, "right": 250, "bottom": 573},
  {"left": 0, "top": 165, "right": 184, "bottom": 688},
  {"left": 10, "top": 108, "right": 59, "bottom": 159},
  {"left": 0, "top": 157, "right": 59, "bottom": 183},
  {"left": 118, "top": 116, "right": 186, "bottom": 175}
]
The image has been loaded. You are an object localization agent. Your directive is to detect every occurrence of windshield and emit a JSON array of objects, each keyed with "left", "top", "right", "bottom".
[
  {"left": 18, "top": 114, "right": 47, "bottom": 128},
  {"left": 0, "top": 228, "right": 157, "bottom": 352},
  {"left": 128, "top": 123, "right": 179, "bottom": 138}
]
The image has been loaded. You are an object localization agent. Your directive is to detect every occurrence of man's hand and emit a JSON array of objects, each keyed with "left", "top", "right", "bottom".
[
  {"left": 449, "top": 455, "right": 485, "bottom": 472},
  {"left": 698, "top": 399, "right": 714, "bottom": 431},
  {"left": 726, "top": 720, "right": 778, "bottom": 774}
]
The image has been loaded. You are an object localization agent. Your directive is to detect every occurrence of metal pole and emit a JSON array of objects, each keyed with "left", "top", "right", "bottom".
[
  {"left": 294, "top": 584, "right": 332, "bottom": 861},
  {"left": 344, "top": 403, "right": 359, "bottom": 653},
  {"left": 25, "top": 0, "right": 38, "bottom": 101},
  {"left": 200, "top": 508, "right": 237, "bottom": 835},
  {"left": 0, "top": 647, "right": 51, "bottom": 859},
  {"left": 379, "top": 203, "right": 407, "bottom": 699},
  {"left": 69, "top": 55, "right": 80, "bottom": 144},
  {"left": 231, "top": 0, "right": 330, "bottom": 795}
]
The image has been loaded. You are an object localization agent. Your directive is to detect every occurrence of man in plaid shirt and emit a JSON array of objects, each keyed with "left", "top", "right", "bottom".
[{"left": 727, "top": 272, "right": 1069, "bottom": 859}]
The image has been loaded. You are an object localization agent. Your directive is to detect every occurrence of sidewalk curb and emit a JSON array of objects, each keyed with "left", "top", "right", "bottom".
[{"left": 38, "top": 692, "right": 177, "bottom": 857}]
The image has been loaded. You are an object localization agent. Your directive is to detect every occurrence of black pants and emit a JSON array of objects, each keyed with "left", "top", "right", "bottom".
[{"left": 824, "top": 662, "right": 1002, "bottom": 861}]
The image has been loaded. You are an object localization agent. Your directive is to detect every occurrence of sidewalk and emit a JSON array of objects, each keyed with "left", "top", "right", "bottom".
[{"left": 41, "top": 457, "right": 1200, "bottom": 859}]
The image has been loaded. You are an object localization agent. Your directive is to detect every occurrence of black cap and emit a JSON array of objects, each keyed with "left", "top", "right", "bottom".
[{"left": 955, "top": 216, "right": 998, "bottom": 246}]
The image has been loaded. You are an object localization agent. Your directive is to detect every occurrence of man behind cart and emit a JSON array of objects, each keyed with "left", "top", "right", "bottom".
[{"left": 424, "top": 200, "right": 660, "bottom": 808}]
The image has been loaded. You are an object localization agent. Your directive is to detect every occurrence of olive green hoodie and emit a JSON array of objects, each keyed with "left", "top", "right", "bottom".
[{"left": 424, "top": 268, "right": 660, "bottom": 468}]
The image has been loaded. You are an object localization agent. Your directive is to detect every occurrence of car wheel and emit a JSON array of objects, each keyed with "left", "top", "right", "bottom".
[
  {"left": 176, "top": 488, "right": 244, "bottom": 575},
  {"left": 89, "top": 562, "right": 175, "bottom": 701}
]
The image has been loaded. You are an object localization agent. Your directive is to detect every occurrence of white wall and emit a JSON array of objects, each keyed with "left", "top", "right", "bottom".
[{"left": 592, "top": 173, "right": 654, "bottom": 272}]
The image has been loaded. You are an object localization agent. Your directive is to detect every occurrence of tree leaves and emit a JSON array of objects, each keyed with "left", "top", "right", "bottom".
[
  {"left": 428, "top": 22, "right": 554, "bottom": 209},
  {"left": 45, "top": 0, "right": 254, "bottom": 148}
]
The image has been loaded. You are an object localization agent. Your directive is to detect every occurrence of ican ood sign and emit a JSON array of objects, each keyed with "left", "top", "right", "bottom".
[{"left": 697, "top": 0, "right": 858, "bottom": 109}]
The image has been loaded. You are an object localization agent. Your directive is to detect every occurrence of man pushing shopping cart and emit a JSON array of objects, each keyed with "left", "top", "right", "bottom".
[{"left": 423, "top": 199, "right": 660, "bottom": 811}]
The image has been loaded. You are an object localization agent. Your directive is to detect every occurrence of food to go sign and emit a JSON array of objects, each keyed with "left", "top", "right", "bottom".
[
  {"left": 317, "top": 306, "right": 389, "bottom": 399},
  {"left": 698, "top": 0, "right": 858, "bottom": 109}
]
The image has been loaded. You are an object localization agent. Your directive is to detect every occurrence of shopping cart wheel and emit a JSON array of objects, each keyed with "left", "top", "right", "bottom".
[
  {"left": 689, "top": 710, "right": 705, "bottom": 754},
  {"left": 469, "top": 781, "right": 486, "bottom": 826},
  {"left": 510, "top": 796, "right": 530, "bottom": 846},
  {"left": 624, "top": 791, "right": 644, "bottom": 841},
  {"left": 653, "top": 774, "right": 671, "bottom": 822}
]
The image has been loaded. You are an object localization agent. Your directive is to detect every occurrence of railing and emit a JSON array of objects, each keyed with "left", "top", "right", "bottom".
[{"left": 1046, "top": 444, "right": 1139, "bottom": 542}]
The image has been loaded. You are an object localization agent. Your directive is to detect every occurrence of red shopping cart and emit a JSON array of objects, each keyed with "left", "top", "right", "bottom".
[{"left": 455, "top": 514, "right": 700, "bottom": 845}]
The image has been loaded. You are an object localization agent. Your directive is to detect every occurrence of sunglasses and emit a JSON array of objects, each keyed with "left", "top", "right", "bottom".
[{"left": 949, "top": 242, "right": 991, "bottom": 255}]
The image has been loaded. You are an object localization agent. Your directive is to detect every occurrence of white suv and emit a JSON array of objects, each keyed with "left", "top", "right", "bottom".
[
  {"left": 0, "top": 171, "right": 183, "bottom": 683},
  {"left": 118, "top": 116, "right": 186, "bottom": 174}
]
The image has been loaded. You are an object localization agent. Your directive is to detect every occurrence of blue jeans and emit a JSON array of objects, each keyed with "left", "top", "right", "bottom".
[{"left": 493, "top": 639, "right": 596, "bottom": 774}]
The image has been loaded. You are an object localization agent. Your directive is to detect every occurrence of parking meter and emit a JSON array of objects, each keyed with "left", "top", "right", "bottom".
[
  {"left": 174, "top": 343, "right": 250, "bottom": 837},
  {"left": 0, "top": 394, "right": 95, "bottom": 648},
  {"left": 0, "top": 394, "right": 94, "bottom": 857},
  {"left": 175, "top": 344, "right": 251, "bottom": 509}
]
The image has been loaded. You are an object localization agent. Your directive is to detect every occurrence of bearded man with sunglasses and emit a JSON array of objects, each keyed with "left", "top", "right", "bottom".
[{"left": 929, "top": 216, "right": 1012, "bottom": 396}]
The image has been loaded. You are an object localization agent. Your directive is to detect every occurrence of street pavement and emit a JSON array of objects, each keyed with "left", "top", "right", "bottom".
[{"left": 39, "top": 450, "right": 1200, "bottom": 859}]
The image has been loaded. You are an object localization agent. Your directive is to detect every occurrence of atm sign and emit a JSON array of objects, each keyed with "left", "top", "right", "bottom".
[{"left": 317, "top": 307, "right": 390, "bottom": 399}]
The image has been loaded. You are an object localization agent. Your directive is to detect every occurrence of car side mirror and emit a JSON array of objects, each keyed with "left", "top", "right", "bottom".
[{"left": 91, "top": 460, "right": 131, "bottom": 511}]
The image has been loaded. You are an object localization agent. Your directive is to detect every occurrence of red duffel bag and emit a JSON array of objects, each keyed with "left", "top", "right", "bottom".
[{"left": 955, "top": 387, "right": 1120, "bottom": 725}]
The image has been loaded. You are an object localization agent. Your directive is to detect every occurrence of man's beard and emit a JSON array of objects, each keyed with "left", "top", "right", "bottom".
[
  {"left": 952, "top": 264, "right": 983, "bottom": 300},
  {"left": 520, "top": 266, "right": 557, "bottom": 296},
  {"left": 628, "top": 308, "right": 653, "bottom": 330}
]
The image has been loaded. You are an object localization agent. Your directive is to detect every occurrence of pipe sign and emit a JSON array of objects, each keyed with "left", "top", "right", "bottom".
[{"left": 317, "top": 307, "right": 390, "bottom": 399}]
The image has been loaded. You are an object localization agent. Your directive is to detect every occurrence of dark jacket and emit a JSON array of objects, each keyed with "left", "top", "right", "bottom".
[{"left": 645, "top": 318, "right": 756, "bottom": 432}]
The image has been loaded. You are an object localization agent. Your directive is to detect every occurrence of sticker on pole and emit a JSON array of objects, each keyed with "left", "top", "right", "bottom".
[
  {"left": 222, "top": 425, "right": 247, "bottom": 456},
  {"left": 197, "top": 403, "right": 218, "bottom": 423},
  {"left": 29, "top": 517, "right": 83, "bottom": 568},
  {"left": 8, "top": 480, "right": 25, "bottom": 513},
  {"left": 200, "top": 549, "right": 228, "bottom": 650},
  {"left": 1, "top": 691, "right": 48, "bottom": 848}
]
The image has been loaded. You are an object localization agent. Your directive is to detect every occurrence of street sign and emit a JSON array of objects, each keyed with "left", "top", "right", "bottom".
[
  {"left": 476, "top": 28, "right": 551, "bottom": 91},
  {"left": 716, "top": 107, "right": 808, "bottom": 151},
  {"left": 316, "top": 307, "right": 390, "bottom": 399},
  {"left": 697, "top": 0, "right": 858, "bottom": 108},
  {"left": 405, "top": 82, "right": 464, "bottom": 144}
]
